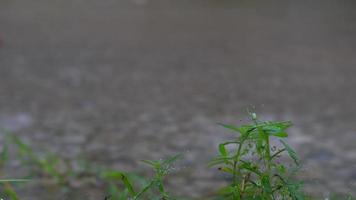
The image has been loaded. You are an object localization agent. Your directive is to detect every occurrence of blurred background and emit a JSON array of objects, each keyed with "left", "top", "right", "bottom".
[{"left": 1, "top": 0, "right": 356, "bottom": 198}]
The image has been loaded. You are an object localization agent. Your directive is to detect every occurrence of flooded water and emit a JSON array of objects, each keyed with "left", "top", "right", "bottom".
[{"left": 1, "top": 0, "right": 356, "bottom": 198}]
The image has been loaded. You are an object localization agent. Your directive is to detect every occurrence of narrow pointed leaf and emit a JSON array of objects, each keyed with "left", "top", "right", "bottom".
[
  {"left": 218, "top": 143, "right": 228, "bottom": 156},
  {"left": 280, "top": 139, "right": 299, "bottom": 165}
]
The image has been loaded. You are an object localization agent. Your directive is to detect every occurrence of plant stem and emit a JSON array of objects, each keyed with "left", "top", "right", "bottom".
[
  {"left": 265, "top": 135, "right": 271, "bottom": 172},
  {"left": 133, "top": 180, "right": 154, "bottom": 200},
  {"left": 233, "top": 138, "right": 245, "bottom": 187}
]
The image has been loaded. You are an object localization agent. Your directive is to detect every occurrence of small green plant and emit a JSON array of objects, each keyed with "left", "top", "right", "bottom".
[
  {"left": 136, "top": 154, "right": 182, "bottom": 200},
  {"left": 101, "top": 155, "right": 182, "bottom": 200},
  {"left": 210, "top": 112, "right": 307, "bottom": 200}
]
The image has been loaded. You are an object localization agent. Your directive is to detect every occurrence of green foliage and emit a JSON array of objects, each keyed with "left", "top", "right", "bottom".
[
  {"left": 133, "top": 154, "right": 182, "bottom": 200},
  {"left": 1, "top": 131, "right": 183, "bottom": 199},
  {"left": 210, "top": 113, "right": 306, "bottom": 200},
  {"left": 0, "top": 113, "right": 354, "bottom": 199}
]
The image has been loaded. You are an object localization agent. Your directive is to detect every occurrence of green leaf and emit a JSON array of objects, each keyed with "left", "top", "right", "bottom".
[
  {"left": 121, "top": 174, "right": 136, "bottom": 196},
  {"left": 208, "top": 156, "right": 234, "bottom": 167},
  {"left": 162, "top": 154, "right": 182, "bottom": 166},
  {"left": 265, "top": 121, "right": 292, "bottom": 130},
  {"left": 102, "top": 171, "right": 136, "bottom": 196},
  {"left": 286, "top": 181, "right": 305, "bottom": 200},
  {"left": 279, "top": 139, "right": 299, "bottom": 165},
  {"left": 217, "top": 185, "right": 235, "bottom": 196},
  {"left": 218, "top": 123, "right": 254, "bottom": 136},
  {"left": 218, "top": 167, "right": 234, "bottom": 174},
  {"left": 261, "top": 122, "right": 292, "bottom": 137},
  {"left": 261, "top": 175, "right": 272, "bottom": 194},
  {"left": 102, "top": 170, "right": 125, "bottom": 180},
  {"left": 239, "top": 160, "right": 261, "bottom": 176},
  {"left": 141, "top": 160, "right": 160, "bottom": 168},
  {"left": 218, "top": 143, "right": 228, "bottom": 156},
  {"left": 271, "top": 131, "right": 288, "bottom": 138},
  {"left": 277, "top": 165, "right": 286, "bottom": 174}
]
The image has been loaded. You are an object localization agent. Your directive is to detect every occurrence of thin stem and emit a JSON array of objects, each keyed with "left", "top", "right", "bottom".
[
  {"left": 133, "top": 180, "right": 154, "bottom": 200},
  {"left": 232, "top": 138, "right": 245, "bottom": 186},
  {"left": 240, "top": 173, "right": 250, "bottom": 198},
  {"left": 270, "top": 148, "right": 286, "bottom": 161},
  {"left": 158, "top": 179, "right": 169, "bottom": 199},
  {"left": 232, "top": 160, "right": 238, "bottom": 186},
  {"left": 265, "top": 135, "right": 271, "bottom": 172}
]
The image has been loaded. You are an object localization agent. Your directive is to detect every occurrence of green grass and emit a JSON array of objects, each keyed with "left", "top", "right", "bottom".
[{"left": 0, "top": 113, "right": 354, "bottom": 199}]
